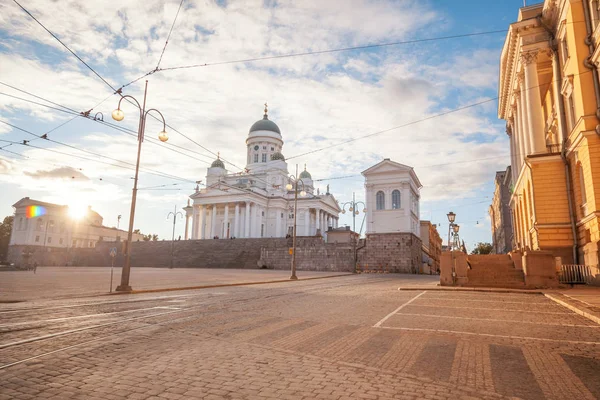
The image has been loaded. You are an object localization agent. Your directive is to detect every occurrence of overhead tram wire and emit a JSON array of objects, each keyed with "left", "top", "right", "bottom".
[
  {"left": 287, "top": 69, "right": 594, "bottom": 161},
  {"left": 128, "top": 29, "right": 509, "bottom": 77},
  {"left": 12, "top": 0, "right": 119, "bottom": 94},
  {"left": 10, "top": 0, "right": 215, "bottom": 164},
  {"left": 155, "top": 0, "right": 185, "bottom": 70},
  {"left": 0, "top": 122, "right": 196, "bottom": 184},
  {"left": 11, "top": 1, "right": 247, "bottom": 175},
  {"left": 1, "top": 137, "right": 196, "bottom": 185},
  {"left": 0, "top": 84, "right": 214, "bottom": 165},
  {"left": 9, "top": 3, "right": 585, "bottom": 190}
]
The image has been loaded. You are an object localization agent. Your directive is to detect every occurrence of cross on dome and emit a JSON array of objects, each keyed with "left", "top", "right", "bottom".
[{"left": 264, "top": 102, "right": 268, "bottom": 119}]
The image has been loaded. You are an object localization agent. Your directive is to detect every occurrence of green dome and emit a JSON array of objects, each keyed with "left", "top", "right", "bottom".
[
  {"left": 299, "top": 169, "right": 312, "bottom": 180},
  {"left": 270, "top": 152, "right": 285, "bottom": 161},
  {"left": 211, "top": 158, "right": 225, "bottom": 168},
  {"left": 250, "top": 116, "right": 281, "bottom": 135}
]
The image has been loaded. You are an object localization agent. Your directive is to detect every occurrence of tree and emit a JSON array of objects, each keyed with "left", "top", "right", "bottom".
[
  {"left": 142, "top": 233, "right": 159, "bottom": 241},
  {"left": 0, "top": 216, "right": 14, "bottom": 262},
  {"left": 471, "top": 242, "right": 493, "bottom": 255}
]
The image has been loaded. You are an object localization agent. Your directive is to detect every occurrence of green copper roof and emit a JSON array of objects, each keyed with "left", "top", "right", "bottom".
[
  {"left": 270, "top": 152, "right": 285, "bottom": 161},
  {"left": 249, "top": 116, "right": 281, "bottom": 135},
  {"left": 299, "top": 170, "right": 312, "bottom": 179},
  {"left": 211, "top": 158, "right": 225, "bottom": 168}
]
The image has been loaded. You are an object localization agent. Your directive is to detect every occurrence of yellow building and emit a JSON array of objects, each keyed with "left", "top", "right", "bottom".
[{"left": 499, "top": 0, "right": 600, "bottom": 265}]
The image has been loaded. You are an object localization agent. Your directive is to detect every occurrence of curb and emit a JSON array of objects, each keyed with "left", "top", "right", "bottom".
[
  {"left": 106, "top": 273, "right": 356, "bottom": 296},
  {"left": 544, "top": 293, "right": 600, "bottom": 325},
  {"left": 398, "top": 286, "right": 543, "bottom": 294}
]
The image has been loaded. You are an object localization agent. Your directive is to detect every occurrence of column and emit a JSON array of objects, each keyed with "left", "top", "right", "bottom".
[
  {"left": 191, "top": 205, "right": 198, "bottom": 240},
  {"left": 234, "top": 203, "right": 240, "bottom": 238},
  {"left": 508, "top": 121, "right": 517, "bottom": 184},
  {"left": 275, "top": 209, "right": 281, "bottom": 237},
  {"left": 304, "top": 209, "right": 310, "bottom": 236},
  {"left": 550, "top": 51, "right": 566, "bottom": 145},
  {"left": 256, "top": 207, "right": 265, "bottom": 237},
  {"left": 184, "top": 210, "right": 190, "bottom": 240},
  {"left": 245, "top": 202, "right": 251, "bottom": 238},
  {"left": 200, "top": 205, "right": 206, "bottom": 240},
  {"left": 517, "top": 81, "right": 529, "bottom": 160},
  {"left": 211, "top": 205, "right": 217, "bottom": 238},
  {"left": 223, "top": 204, "right": 229, "bottom": 238},
  {"left": 521, "top": 50, "right": 546, "bottom": 154}
]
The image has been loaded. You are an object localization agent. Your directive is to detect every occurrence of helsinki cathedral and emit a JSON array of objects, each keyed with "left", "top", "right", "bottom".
[{"left": 186, "top": 105, "right": 341, "bottom": 239}]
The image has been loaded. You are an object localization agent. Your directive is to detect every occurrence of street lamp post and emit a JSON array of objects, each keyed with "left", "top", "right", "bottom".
[
  {"left": 446, "top": 211, "right": 456, "bottom": 249},
  {"left": 286, "top": 164, "right": 306, "bottom": 280},
  {"left": 112, "top": 80, "right": 169, "bottom": 292},
  {"left": 340, "top": 192, "right": 366, "bottom": 272},
  {"left": 167, "top": 205, "right": 183, "bottom": 269}
]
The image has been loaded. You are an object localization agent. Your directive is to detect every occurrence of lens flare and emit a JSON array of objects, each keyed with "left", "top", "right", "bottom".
[{"left": 25, "top": 205, "right": 46, "bottom": 219}]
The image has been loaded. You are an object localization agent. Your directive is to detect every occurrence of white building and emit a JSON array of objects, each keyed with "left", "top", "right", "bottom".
[
  {"left": 9, "top": 197, "right": 142, "bottom": 249},
  {"left": 362, "top": 159, "right": 422, "bottom": 235},
  {"left": 186, "top": 106, "right": 341, "bottom": 239}
]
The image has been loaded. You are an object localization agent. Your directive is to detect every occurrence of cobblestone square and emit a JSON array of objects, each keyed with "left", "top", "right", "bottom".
[{"left": 1, "top": 273, "right": 599, "bottom": 399}]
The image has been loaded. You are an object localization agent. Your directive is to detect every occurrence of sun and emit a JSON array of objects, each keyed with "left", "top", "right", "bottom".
[{"left": 68, "top": 203, "right": 88, "bottom": 220}]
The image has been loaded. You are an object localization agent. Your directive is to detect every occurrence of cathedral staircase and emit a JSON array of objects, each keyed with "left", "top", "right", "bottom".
[{"left": 466, "top": 254, "right": 526, "bottom": 288}]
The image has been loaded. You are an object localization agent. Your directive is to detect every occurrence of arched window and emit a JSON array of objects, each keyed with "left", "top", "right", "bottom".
[
  {"left": 376, "top": 191, "right": 385, "bottom": 210},
  {"left": 392, "top": 190, "right": 401, "bottom": 209}
]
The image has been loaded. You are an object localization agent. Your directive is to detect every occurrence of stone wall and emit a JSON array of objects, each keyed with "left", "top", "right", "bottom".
[
  {"left": 356, "top": 233, "right": 422, "bottom": 273},
  {"left": 7, "top": 238, "right": 327, "bottom": 269},
  {"left": 259, "top": 240, "right": 354, "bottom": 272},
  {"left": 8, "top": 234, "right": 421, "bottom": 274},
  {"left": 8, "top": 244, "right": 112, "bottom": 267}
]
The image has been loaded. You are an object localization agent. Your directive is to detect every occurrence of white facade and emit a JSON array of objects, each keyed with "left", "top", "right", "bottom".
[
  {"left": 186, "top": 108, "right": 341, "bottom": 239},
  {"left": 362, "top": 159, "right": 422, "bottom": 236},
  {"left": 9, "top": 197, "right": 142, "bottom": 249}
]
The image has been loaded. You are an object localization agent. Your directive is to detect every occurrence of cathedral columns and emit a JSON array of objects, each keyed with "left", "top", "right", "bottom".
[
  {"left": 234, "top": 203, "right": 240, "bottom": 238},
  {"left": 210, "top": 205, "right": 217, "bottom": 238},
  {"left": 191, "top": 205, "right": 198, "bottom": 240},
  {"left": 304, "top": 209, "right": 310, "bottom": 236},
  {"left": 200, "top": 206, "right": 206, "bottom": 240},
  {"left": 223, "top": 204, "right": 229, "bottom": 238},
  {"left": 245, "top": 201, "right": 251, "bottom": 238}
]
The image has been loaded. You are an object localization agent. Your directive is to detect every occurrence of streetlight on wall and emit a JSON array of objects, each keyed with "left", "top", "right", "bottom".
[
  {"left": 340, "top": 192, "right": 366, "bottom": 272},
  {"left": 446, "top": 211, "right": 456, "bottom": 249},
  {"left": 286, "top": 164, "right": 306, "bottom": 280},
  {"left": 112, "top": 80, "right": 168, "bottom": 292},
  {"left": 167, "top": 205, "right": 184, "bottom": 269}
]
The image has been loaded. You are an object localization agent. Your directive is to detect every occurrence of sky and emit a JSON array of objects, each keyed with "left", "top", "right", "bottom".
[{"left": 0, "top": 0, "right": 538, "bottom": 248}]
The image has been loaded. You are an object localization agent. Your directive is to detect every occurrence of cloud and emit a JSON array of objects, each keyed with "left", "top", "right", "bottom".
[
  {"left": 0, "top": 158, "right": 13, "bottom": 174},
  {"left": 24, "top": 166, "right": 90, "bottom": 181},
  {"left": 0, "top": 0, "right": 508, "bottom": 242}
]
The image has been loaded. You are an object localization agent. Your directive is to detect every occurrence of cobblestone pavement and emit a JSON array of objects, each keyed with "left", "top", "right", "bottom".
[
  {"left": 1, "top": 274, "right": 599, "bottom": 399},
  {"left": 0, "top": 267, "right": 356, "bottom": 302}
]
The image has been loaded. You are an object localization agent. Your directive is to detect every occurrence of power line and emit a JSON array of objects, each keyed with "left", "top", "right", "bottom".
[
  {"left": 155, "top": 29, "right": 508, "bottom": 72},
  {"left": 0, "top": 121, "right": 196, "bottom": 184},
  {"left": 0, "top": 83, "right": 214, "bottom": 164},
  {"left": 287, "top": 69, "right": 593, "bottom": 160},
  {"left": 12, "top": 0, "right": 119, "bottom": 93},
  {"left": 10, "top": 1, "right": 241, "bottom": 173},
  {"left": 156, "top": 0, "right": 185, "bottom": 70}
]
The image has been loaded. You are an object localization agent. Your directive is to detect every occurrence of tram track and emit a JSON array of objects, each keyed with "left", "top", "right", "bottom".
[
  {"left": 0, "top": 275, "right": 394, "bottom": 370},
  {"left": 0, "top": 275, "right": 407, "bottom": 372}
]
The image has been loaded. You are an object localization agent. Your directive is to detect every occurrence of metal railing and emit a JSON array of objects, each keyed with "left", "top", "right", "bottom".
[{"left": 558, "top": 264, "right": 598, "bottom": 284}]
